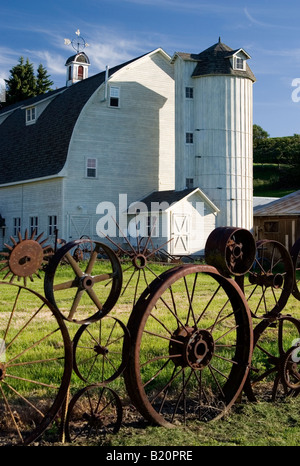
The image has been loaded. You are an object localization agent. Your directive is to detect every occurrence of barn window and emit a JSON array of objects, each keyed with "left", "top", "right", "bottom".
[
  {"left": 186, "top": 132, "right": 194, "bottom": 144},
  {"left": 264, "top": 221, "right": 279, "bottom": 233},
  {"left": 48, "top": 215, "right": 57, "bottom": 236},
  {"left": 185, "top": 87, "right": 194, "bottom": 99},
  {"left": 13, "top": 217, "right": 21, "bottom": 236},
  {"left": 109, "top": 86, "right": 120, "bottom": 107},
  {"left": 26, "top": 107, "right": 36, "bottom": 124},
  {"left": 86, "top": 158, "right": 97, "bottom": 178},
  {"left": 30, "top": 216, "right": 38, "bottom": 236}
]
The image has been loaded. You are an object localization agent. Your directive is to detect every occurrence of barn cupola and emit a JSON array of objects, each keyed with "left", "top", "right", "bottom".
[{"left": 64, "top": 30, "right": 90, "bottom": 86}]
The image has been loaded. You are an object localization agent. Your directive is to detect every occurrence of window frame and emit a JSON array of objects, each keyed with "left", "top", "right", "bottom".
[
  {"left": 48, "top": 215, "right": 58, "bottom": 236},
  {"left": 29, "top": 216, "right": 38, "bottom": 236},
  {"left": 109, "top": 86, "right": 120, "bottom": 108},
  {"left": 13, "top": 217, "right": 21, "bottom": 237},
  {"left": 234, "top": 56, "right": 246, "bottom": 71},
  {"left": 86, "top": 157, "right": 97, "bottom": 178},
  {"left": 26, "top": 107, "right": 36, "bottom": 125},
  {"left": 185, "top": 132, "right": 194, "bottom": 144},
  {"left": 185, "top": 87, "right": 194, "bottom": 99}
]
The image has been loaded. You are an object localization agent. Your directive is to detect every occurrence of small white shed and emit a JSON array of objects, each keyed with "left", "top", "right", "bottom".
[{"left": 126, "top": 188, "right": 219, "bottom": 257}]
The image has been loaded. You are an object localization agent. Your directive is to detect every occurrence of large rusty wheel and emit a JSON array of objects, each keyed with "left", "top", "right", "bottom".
[
  {"left": 65, "top": 384, "right": 123, "bottom": 443},
  {"left": 44, "top": 239, "right": 123, "bottom": 324},
  {"left": 290, "top": 237, "right": 300, "bottom": 300},
  {"left": 0, "top": 282, "right": 72, "bottom": 445},
  {"left": 235, "top": 240, "right": 294, "bottom": 318},
  {"left": 124, "top": 264, "right": 253, "bottom": 427},
  {"left": 245, "top": 315, "right": 300, "bottom": 401},
  {"left": 73, "top": 316, "right": 130, "bottom": 384}
]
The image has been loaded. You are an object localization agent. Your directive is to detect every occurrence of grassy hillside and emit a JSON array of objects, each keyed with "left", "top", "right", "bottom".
[{"left": 253, "top": 163, "right": 298, "bottom": 197}]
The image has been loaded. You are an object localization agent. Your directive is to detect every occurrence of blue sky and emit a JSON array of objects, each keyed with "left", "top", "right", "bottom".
[{"left": 1, "top": 0, "right": 300, "bottom": 137}]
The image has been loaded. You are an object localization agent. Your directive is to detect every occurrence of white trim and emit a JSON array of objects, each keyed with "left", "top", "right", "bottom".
[{"left": 0, "top": 174, "right": 65, "bottom": 188}]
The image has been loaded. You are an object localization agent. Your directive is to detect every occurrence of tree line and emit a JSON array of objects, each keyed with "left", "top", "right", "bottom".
[{"left": 253, "top": 124, "right": 300, "bottom": 188}]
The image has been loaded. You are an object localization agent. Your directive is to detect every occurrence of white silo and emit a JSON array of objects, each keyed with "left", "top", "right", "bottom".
[{"left": 171, "top": 38, "right": 256, "bottom": 230}]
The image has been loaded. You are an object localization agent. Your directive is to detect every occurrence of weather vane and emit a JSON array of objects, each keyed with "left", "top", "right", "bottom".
[{"left": 64, "top": 29, "right": 89, "bottom": 53}]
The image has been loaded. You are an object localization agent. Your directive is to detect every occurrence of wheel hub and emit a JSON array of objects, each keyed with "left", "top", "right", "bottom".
[
  {"left": 0, "top": 363, "right": 6, "bottom": 381},
  {"left": 169, "top": 327, "right": 215, "bottom": 370}
]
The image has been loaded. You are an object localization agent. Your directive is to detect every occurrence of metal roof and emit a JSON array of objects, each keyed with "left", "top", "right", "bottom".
[{"left": 254, "top": 190, "right": 300, "bottom": 216}]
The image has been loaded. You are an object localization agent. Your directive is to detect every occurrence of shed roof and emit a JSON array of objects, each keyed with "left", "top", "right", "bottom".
[
  {"left": 254, "top": 190, "right": 300, "bottom": 216},
  {"left": 129, "top": 188, "right": 220, "bottom": 213},
  {"left": 0, "top": 54, "right": 146, "bottom": 186},
  {"left": 172, "top": 39, "right": 256, "bottom": 82}
]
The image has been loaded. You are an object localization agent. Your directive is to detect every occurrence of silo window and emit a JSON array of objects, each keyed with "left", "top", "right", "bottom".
[
  {"left": 234, "top": 57, "right": 245, "bottom": 70},
  {"left": 185, "top": 87, "right": 193, "bottom": 99},
  {"left": 186, "top": 132, "right": 194, "bottom": 144}
]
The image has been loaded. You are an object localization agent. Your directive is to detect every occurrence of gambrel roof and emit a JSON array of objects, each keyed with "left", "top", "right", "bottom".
[{"left": 0, "top": 54, "right": 146, "bottom": 186}]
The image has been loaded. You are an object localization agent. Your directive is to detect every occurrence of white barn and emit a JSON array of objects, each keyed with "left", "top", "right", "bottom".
[{"left": 0, "top": 39, "right": 255, "bottom": 256}]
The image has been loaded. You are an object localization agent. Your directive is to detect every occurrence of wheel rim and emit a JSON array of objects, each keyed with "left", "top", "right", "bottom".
[
  {"left": 236, "top": 240, "right": 294, "bottom": 318},
  {"left": 247, "top": 315, "right": 300, "bottom": 401},
  {"left": 65, "top": 384, "right": 122, "bottom": 443},
  {"left": 0, "top": 282, "right": 72, "bottom": 445},
  {"left": 124, "top": 264, "right": 253, "bottom": 427},
  {"left": 44, "top": 239, "right": 123, "bottom": 324},
  {"left": 73, "top": 316, "right": 130, "bottom": 384}
]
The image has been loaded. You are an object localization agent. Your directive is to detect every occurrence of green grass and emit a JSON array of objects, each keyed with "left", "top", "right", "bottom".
[{"left": 1, "top": 259, "right": 300, "bottom": 446}]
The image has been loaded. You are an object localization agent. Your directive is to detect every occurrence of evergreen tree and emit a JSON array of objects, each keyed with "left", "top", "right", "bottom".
[
  {"left": 5, "top": 57, "right": 53, "bottom": 105},
  {"left": 36, "top": 64, "right": 53, "bottom": 95}
]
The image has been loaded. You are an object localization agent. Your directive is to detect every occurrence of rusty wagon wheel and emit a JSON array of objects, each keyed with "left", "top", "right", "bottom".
[
  {"left": 124, "top": 264, "right": 253, "bottom": 427},
  {"left": 65, "top": 384, "right": 123, "bottom": 443},
  {"left": 281, "top": 344, "right": 300, "bottom": 393},
  {"left": 235, "top": 240, "right": 294, "bottom": 319},
  {"left": 244, "top": 315, "right": 300, "bottom": 401},
  {"left": 44, "top": 239, "right": 123, "bottom": 324},
  {"left": 0, "top": 282, "right": 72, "bottom": 446},
  {"left": 290, "top": 237, "right": 300, "bottom": 300},
  {"left": 73, "top": 316, "right": 130, "bottom": 384}
]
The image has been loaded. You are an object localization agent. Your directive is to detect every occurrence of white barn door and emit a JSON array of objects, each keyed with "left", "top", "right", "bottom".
[
  {"left": 171, "top": 213, "right": 190, "bottom": 255},
  {"left": 68, "top": 215, "right": 91, "bottom": 240}
]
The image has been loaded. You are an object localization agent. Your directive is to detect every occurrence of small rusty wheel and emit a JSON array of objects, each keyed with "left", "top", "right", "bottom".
[
  {"left": 281, "top": 342, "right": 300, "bottom": 393},
  {"left": 290, "top": 237, "right": 300, "bottom": 300},
  {"left": 205, "top": 227, "right": 256, "bottom": 277},
  {"left": 0, "top": 230, "right": 53, "bottom": 285},
  {"left": 235, "top": 240, "right": 294, "bottom": 318},
  {"left": 44, "top": 239, "right": 123, "bottom": 324},
  {"left": 124, "top": 264, "right": 253, "bottom": 427},
  {"left": 73, "top": 316, "right": 130, "bottom": 384},
  {"left": 65, "top": 384, "right": 123, "bottom": 443},
  {"left": 245, "top": 315, "right": 300, "bottom": 401},
  {"left": 0, "top": 282, "right": 72, "bottom": 446}
]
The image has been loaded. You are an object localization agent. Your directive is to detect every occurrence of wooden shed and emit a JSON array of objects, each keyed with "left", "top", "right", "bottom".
[{"left": 253, "top": 190, "right": 300, "bottom": 251}]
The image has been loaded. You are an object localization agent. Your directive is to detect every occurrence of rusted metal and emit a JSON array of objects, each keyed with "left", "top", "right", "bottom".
[
  {"left": 235, "top": 239, "right": 294, "bottom": 318},
  {"left": 44, "top": 238, "right": 123, "bottom": 324},
  {"left": 290, "top": 237, "right": 300, "bottom": 300},
  {"left": 123, "top": 263, "right": 253, "bottom": 427},
  {"left": 205, "top": 226, "right": 256, "bottom": 277},
  {"left": 0, "top": 229, "right": 53, "bottom": 285},
  {"left": 0, "top": 281, "right": 72, "bottom": 445}
]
